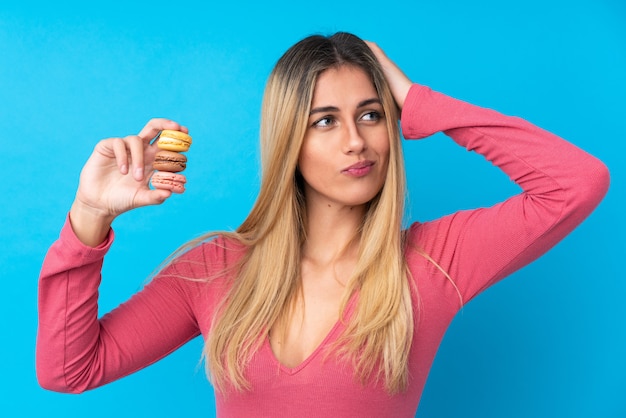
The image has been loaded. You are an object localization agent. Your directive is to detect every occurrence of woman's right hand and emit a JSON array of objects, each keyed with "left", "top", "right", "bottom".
[
  {"left": 365, "top": 41, "right": 413, "bottom": 111},
  {"left": 70, "top": 118, "right": 188, "bottom": 246}
]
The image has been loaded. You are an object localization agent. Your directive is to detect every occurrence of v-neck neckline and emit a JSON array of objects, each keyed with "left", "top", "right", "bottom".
[{"left": 265, "top": 292, "right": 358, "bottom": 375}]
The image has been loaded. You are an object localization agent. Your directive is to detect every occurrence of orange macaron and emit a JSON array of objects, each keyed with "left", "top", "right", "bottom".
[{"left": 156, "top": 130, "right": 192, "bottom": 152}]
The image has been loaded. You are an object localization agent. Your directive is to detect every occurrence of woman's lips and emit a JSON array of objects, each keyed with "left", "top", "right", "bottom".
[{"left": 342, "top": 160, "right": 375, "bottom": 177}]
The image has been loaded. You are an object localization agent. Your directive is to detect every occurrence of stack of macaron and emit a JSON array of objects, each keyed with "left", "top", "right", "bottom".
[{"left": 150, "top": 130, "right": 192, "bottom": 193}]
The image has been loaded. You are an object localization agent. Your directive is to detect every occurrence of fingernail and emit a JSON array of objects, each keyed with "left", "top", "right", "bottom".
[
  {"left": 135, "top": 167, "right": 144, "bottom": 179},
  {"left": 121, "top": 164, "right": 128, "bottom": 174}
]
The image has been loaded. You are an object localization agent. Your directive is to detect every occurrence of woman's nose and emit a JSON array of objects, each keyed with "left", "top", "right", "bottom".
[{"left": 342, "top": 122, "right": 367, "bottom": 154}]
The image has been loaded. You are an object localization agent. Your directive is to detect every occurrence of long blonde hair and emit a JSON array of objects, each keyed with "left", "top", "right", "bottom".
[{"left": 184, "top": 33, "right": 413, "bottom": 394}]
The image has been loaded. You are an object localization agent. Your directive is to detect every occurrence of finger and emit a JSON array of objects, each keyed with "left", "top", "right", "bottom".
[
  {"left": 134, "top": 188, "right": 173, "bottom": 207},
  {"left": 109, "top": 137, "right": 130, "bottom": 175},
  {"left": 365, "top": 41, "right": 385, "bottom": 61},
  {"left": 365, "top": 41, "right": 412, "bottom": 109},
  {"left": 125, "top": 135, "right": 146, "bottom": 181},
  {"left": 137, "top": 118, "right": 189, "bottom": 143}
]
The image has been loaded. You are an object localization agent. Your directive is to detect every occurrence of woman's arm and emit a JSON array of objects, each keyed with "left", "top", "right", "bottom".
[
  {"left": 402, "top": 84, "right": 610, "bottom": 303},
  {"left": 37, "top": 119, "right": 206, "bottom": 393},
  {"left": 36, "top": 218, "right": 206, "bottom": 393},
  {"left": 368, "top": 41, "right": 609, "bottom": 303}
]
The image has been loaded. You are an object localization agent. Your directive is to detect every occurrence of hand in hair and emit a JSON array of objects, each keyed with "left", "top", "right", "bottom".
[
  {"left": 365, "top": 41, "right": 413, "bottom": 110},
  {"left": 70, "top": 118, "right": 188, "bottom": 247}
]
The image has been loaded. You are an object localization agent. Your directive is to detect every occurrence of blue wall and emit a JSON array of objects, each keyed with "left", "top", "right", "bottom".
[{"left": 1, "top": 0, "right": 624, "bottom": 416}]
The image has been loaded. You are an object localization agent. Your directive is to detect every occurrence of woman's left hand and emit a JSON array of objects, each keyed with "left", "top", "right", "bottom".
[{"left": 366, "top": 41, "right": 413, "bottom": 110}]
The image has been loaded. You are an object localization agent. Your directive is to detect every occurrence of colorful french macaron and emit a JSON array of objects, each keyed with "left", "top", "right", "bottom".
[
  {"left": 151, "top": 171, "right": 187, "bottom": 193},
  {"left": 151, "top": 130, "right": 192, "bottom": 193},
  {"left": 153, "top": 150, "right": 187, "bottom": 173},
  {"left": 156, "top": 130, "right": 192, "bottom": 152}
]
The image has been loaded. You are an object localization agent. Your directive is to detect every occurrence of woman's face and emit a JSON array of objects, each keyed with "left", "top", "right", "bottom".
[{"left": 298, "top": 65, "right": 390, "bottom": 210}]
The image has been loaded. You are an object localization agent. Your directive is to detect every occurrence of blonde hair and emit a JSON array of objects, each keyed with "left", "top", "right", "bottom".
[{"left": 174, "top": 33, "right": 414, "bottom": 394}]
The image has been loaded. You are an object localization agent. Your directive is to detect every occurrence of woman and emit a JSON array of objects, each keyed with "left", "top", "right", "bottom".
[{"left": 37, "top": 32, "right": 609, "bottom": 417}]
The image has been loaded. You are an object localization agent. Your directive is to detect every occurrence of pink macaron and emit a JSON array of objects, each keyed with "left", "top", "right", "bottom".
[{"left": 151, "top": 171, "right": 186, "bottom": 193}]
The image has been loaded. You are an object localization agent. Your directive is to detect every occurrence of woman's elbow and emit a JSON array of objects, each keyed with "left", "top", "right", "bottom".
[
  {"left": 566, "top": 156, "right": 610, "bottom": 222},
  {"left": 579, "top": 157, "right": 610, "bottom": 209},
  {"left": 36, "top": 355, "right": 86, "bottom": 394},
  {"left": 36, "top": 372, "right": 79, "bottom": 394}
]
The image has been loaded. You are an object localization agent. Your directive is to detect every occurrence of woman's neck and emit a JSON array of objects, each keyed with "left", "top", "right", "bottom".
[{"left": 302, "top": 199, "right": 366, "bottom": 267}]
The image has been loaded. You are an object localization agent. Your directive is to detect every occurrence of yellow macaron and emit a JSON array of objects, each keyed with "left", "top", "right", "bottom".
[{"left": 156, "top": 130, "right": 192, "bottom": 152}]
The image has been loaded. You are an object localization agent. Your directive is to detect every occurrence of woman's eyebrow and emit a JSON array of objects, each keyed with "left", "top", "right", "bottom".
[
  {"left": 309, "top": 98, "right": 382, "bottom": 116},
  {"left": 357, "top": 98, "right": 382, "bottom": 108},
  {"left": 309, "top": 106, "right": 339, "bottom": 116}
]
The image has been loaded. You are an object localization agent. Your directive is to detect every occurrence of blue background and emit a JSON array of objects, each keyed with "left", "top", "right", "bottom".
[{"left": 1, "top": 0, "right": 624, "bottom": 416}]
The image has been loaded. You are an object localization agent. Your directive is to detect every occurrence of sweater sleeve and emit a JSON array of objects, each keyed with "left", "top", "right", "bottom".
[
  {"left": 36, "top": 216, "right": 211, "bottom": 393},
  {"left": 402, "top": 84, "right": 610, "bottom": 304}
]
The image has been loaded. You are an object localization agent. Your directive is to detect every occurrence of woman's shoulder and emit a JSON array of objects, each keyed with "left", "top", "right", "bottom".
[
  {"left": 163, "top": 233, "right": 247, "bottom": 282},
  {"left": 404, "top": 215, "right": 452, "bottom": 249},
  {"left": 403, "top": 211, "right": 472, "bottom": 268},
  {"left": 405, "top": 208, "right": 482, "bottom": 249}
]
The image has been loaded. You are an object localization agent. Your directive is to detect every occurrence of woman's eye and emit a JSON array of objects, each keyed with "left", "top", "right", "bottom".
[
  {"left": 313, "top": 116, "right": 334, "bottom": 127},
  {"left": 361, "top": 111, "right": 382, "bottom": 122}
]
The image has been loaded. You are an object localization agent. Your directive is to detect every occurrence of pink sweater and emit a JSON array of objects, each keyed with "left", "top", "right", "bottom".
[{"left": 37, "top": 85, "right": 609, "bottom": 417}]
